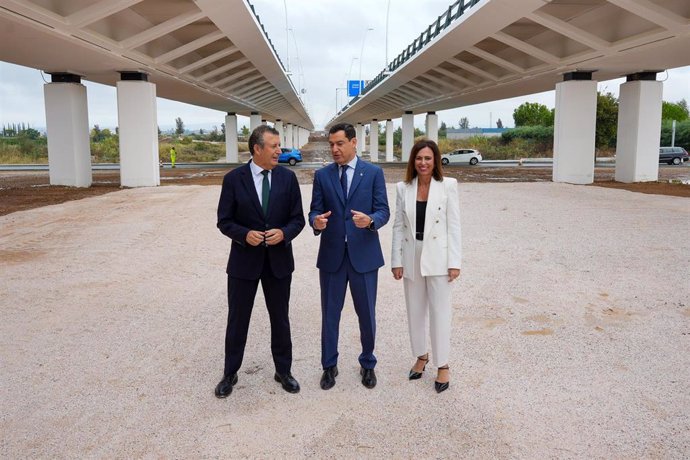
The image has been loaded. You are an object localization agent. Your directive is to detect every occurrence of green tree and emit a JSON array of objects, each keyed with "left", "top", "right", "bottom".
[
  {"left": 513, "top": 102, "right": 554, "bottom": 127},
  {"left": 459, "top": 117, "right": 469, "bottom": 129},
  {"left": 20, "top": 127, "right": 41, "bottom": 140},
  {"left": 496, "top": 118, "right": 503, "bottom": 129},
  {"left": 596, "top": 92, "right": 619, "bottom": 148},
  {"left": 241, "top": 125, "right": 249, "bottom": 136},
  {"left": 175, "top": 117, "right": 185, "bottom": 136},
  {"left": 91, "top": 124, "right": 105, "bottom": 142},
  {"left": 661, "top": 99, "right": 689, "bottom": 121},
  {"left": 438, "top": 121, "right": 447, "bottom": 138}
]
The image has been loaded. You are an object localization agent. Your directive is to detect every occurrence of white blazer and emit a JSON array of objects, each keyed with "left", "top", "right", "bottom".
[{"left": 391, "top": 177, "right": 461, "bottom": 280}]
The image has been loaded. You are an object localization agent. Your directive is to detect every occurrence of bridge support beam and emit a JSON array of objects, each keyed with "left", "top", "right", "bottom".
[
  {"left": 402, "top": 111, "right": 414, "bottom": 162},
  {"left": 370, "top": 119, "right": 379, "bottom": 162},
  {"left": 386, "top": 119, "right": 394, "bottom": 162},
  {"left": 615, "top": 73, "right": 662, "bottom": 183},
  {"left": 425, "top": 112, "right": 438, "bottom": 143},
  {"left": 117, "top": 72, "right": 159, "bottom": 187},
  {"left": 225, "top": 112, "right": 238, "bottom": 163},
  {"left": 249, "top": 112, "right": 262, "bottom": 132},
  {"left": 553, "top": 72, "right": 597, "bottom": 184},
  {"left": 43, "top": 73, "right": 92, "bottom": 187}
]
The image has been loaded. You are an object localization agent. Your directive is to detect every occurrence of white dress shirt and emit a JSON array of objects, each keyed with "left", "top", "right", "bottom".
[{"left": 249, "top": 160, "right": 271, "bottom": 206}]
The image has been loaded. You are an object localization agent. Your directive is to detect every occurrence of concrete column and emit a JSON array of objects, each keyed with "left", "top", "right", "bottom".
[
  {"left": 402, "top": 111, "right": 414, "bottom": 162},
  {"left": 117, "top": 72, "right": 159, "bottom": 187},
  {"left": 275, "top": 119, "right": 284, "bottom": 146},
  {"left": 615, "top": 73, "right": 663, "bottom": 183},
  {"left": 357, "top": 124, "right": 369, "bottom": 153},
  {"left": 370, "top": 119, "right": 379, "bottom": 162},
  {"left": 249, "top": 112, "right": 261, "bottom": 132},
  {"left": 285, "top": 123, "right": 293, "bottom": 148},
  {"left": 386, "top": 119, "right": 394, "bottom": 162},
  {"left": 356, "top": 123, "right": 364, "bottom": 155},
  {"left": 225, "top": 112, "right": 238, "bottom": 163},
  {"left": 426, "top": 112, "right": 438, "bottom": 143},
  {"left": 553, "top": 72, "right": 597, "bottom": 184},
  {"left": 43, "top": 73, "right": 92, "bottom": 187}
]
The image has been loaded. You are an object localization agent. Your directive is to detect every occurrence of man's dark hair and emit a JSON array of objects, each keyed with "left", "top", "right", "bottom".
[
  {"left": 328, "top": 123, "right": 357, "bottom": 140},
  {"left": 249, "top": 125, "right": 280, "bottom": 156}
]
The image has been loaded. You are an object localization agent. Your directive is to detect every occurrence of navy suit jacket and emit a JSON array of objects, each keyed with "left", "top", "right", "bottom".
[
  {"left": 217, "top": 162, "right": 305, "bottom": 280},
  {"left": 309, "top": 159, "right": 389, "bottom": 274}
]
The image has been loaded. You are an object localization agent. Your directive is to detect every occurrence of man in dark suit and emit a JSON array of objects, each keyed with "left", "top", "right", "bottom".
[
  {"left": 309, "top": 123, "right": 390, "bottom": 390},
  {"left": 215, "top": 125, "right": 305, "bottom": 398}
]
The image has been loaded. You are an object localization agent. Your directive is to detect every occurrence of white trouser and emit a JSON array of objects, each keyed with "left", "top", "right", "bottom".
[{"left": 403, "top": 239, "right": 452, "bottom": 368}]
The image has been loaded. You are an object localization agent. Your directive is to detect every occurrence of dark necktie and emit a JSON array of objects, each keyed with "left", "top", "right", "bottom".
[
  {"left": 261, "top": 170, "right": 270, "bottom": 215},
  {"left": 340, "top": 165, "right": 348, "bottom": 198}
]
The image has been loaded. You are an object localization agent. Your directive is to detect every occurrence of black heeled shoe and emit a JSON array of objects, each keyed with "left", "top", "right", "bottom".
[
  {"left": 408, "top": 354, "right": 429, "bottom": 380},
  {"left": 435, "top": 366, "right": 449, "bottom": 393}
]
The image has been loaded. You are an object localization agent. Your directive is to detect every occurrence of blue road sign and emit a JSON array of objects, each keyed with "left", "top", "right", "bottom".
[{"left": 347, "top": 80, "right": 365, "bottom": 97}]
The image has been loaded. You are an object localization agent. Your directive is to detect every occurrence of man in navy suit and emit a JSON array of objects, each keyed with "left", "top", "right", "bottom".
[
  {"left": 309, "top": 123, "right": 390, "bottom": 390},
  {"left": 215, "top": 125, "right": 305, "bottom": 398}
]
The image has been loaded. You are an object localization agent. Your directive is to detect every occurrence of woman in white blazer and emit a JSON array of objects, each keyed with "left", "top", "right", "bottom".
[{"left": 391, "top": 139, "right": 461, "bottom": 393}]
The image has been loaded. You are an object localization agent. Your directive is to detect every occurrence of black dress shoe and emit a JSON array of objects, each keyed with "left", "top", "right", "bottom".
[
  {"left": 274, "top": 372, "right": 300, "bottom": 393},
  {"left": 214, "top": 373, "right": 238, "bottom": 398},
  {"left": 320, "top": 366, "right": 338, "bottom": 390},
  {"left": 435, "top": 366, "right": 450, "bottom": 393},
  {"left": 360, "top": 367, "right": 377, "bottom": 389}
]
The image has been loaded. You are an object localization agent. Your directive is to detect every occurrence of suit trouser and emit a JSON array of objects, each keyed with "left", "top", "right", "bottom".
[
  {"left": 320, "top": 250, "right": 378, "bottom": 370},
  {"left": 403, "top": 239, "right": 452, "bottom": 368},
  {"left": 223, "top": 262, "right": 292, "bottom": 376}
]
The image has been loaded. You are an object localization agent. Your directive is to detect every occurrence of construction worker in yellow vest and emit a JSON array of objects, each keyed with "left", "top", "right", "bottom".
[{"left": 170, "top": 146, "right": 177, "bottom": 168}]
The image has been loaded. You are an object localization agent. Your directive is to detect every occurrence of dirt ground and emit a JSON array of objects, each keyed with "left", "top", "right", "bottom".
[{"left": 1, "top": 142, "right": 688, "bottom": 216}]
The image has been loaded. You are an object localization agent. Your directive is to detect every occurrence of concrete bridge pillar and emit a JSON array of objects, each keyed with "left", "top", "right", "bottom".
[
  {"left": 117, "top": 72, "right": 159, "bottom": 187},
  {"left": 425, "top": 112, "right": 438, "bottom": 143},
  {"left": 43, "top": 73, "right": 92, "bottom": 187},
  {"left": 359, "top": 123, "right": 367, "bottom": 154},
  {"left": 386, "top": 119, "right": 394, "bottom": 162},
  {"left": 615, "top": 73, "right": 663, "bottom": 183},
  {"left": 225, "top": 112, "right": 238, "bottom": 163},
  {"left": 553, "top": 72, "right": 597, "bottom": 184},
  {"left": 274, "top": 119, "right": 284, "bottom": 146},
  {"left": 285, "top": 123, "right": 293, "bottom": 148},
  {"left": 249, "top": 112, "right": 262, "bottom": 133},
  {"left": 370, "top": 119, "right": 379, "bottom": 162},
  {"left": 402, "top": 111, "right": 414, "bottom": 162},
  {"left": 356, "top": 123, "right": 364, "bottom": 155}
]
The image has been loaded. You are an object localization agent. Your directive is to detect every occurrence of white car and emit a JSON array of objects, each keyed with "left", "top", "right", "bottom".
[{"left": 441, "top": 148, "right": 482, "bottom": 166}]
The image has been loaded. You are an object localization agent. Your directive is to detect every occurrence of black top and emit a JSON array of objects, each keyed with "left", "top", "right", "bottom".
[{"left": 416, "top": 200, "right": 427, "bottom": 239}]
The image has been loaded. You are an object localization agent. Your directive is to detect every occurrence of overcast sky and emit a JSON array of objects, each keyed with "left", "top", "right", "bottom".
[{"left": 1, "top": 0, "right": 688, "bottom": 132}]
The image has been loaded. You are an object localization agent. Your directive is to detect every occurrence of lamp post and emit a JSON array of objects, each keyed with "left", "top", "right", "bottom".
[
  {"left": 385, "top": 0, "right": 391, "bottom": 72},
  {"left": 346, "top": 57, "right": 358, "bottom": 94},
  {"left": 283, "top": 0, "right": 289, "bottom": 73},
  {"left": 358, "top": 27, "right": 374, "bottom": 95},
  {"left": 335, "top": 87, "right": 346, "bottom": 114}
]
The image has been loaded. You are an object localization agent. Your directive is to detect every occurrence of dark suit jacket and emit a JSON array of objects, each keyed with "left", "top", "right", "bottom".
[
  {"left": 217, "top": 162, "right": 305, "bottom": 280},
  {"left": 308, "top": 159, "right": 389, "bottom": 273}
]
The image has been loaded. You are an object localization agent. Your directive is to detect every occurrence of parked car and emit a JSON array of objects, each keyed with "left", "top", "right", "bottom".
[
  {"left": 441, "top": 148, "right": 482, "bottom": 166},
  {"left": 279, "top": 147, "right": 302, "bottom": 166},
  {"left": 659, "top": 146, "right": 689, "bottom": 165}
]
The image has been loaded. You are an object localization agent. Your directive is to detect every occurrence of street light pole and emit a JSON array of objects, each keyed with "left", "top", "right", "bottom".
[
  {"left": 283, "top": 0, "right": 289, "bottom": 73},
  {"left": 347, "top": 57, "right": 358, "bottom": 90},
  {"left": 385, "top": 0, "right": 391, "bottom": 71},
  {"left": 358, "top": 27, "right": 373, "bottom": 96}
]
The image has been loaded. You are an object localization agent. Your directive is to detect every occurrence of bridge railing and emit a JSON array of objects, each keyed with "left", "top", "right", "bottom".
[{"left": 336, "top": 0, "right": 481, "bottom": 118}]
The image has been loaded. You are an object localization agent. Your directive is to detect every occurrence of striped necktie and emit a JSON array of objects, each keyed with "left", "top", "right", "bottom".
[{"left": 340, "top": 165, "right": 348, "bottom": 198}]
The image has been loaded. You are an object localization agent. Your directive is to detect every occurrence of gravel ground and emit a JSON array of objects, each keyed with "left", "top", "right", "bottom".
[{"left": 1, "top": 182, "right": 689, "bottom": 458}]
